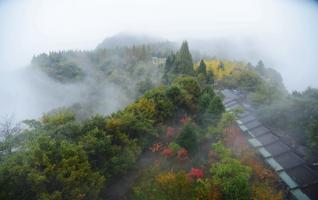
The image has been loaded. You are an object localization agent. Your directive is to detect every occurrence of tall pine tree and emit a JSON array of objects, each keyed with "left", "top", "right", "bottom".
[
  {"left": 175, "top": 41, "right": 194, "bottom": 75},
  {"left": 197, "top": 59, "right": 207, "bottom": 75}
]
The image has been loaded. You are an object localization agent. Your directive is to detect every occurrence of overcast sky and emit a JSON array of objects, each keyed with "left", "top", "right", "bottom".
[{"left": 1, "top": 0, "right": 318, "bottom": 90}]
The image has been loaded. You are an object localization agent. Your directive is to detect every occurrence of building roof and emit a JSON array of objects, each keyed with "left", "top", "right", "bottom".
[
  {"left": 291, "top": 188, "right": 311, "bottom": 200},
  {"left": 248, "top": 138, "right": 263, "bottom": 148},
  {"left": 301, "top": 183, "right": 318, "bottom": 200},
  {"left": 239, "top": 115, "right": 256, "bottom": 124},
  {"left": 266, "top": 157, "right": 283, "bottom": 171},
  {"left": 225, "top": 100, "right": 238, "bottom": 107},
  {"left": 265, "top": 141, "right": 291, "bottom": 157},
  {"left": 244, "top": 120, "right": 262, "bottom": 130},
  {"left": 278, "top": 171, "right": 298, "bottom": 189},
  {"left": 237, "top": 111, "right": 250, "bottom": 118},
  {"left": 226, "top": 104, "right": 241, "bottom": 111},
  {"left": 256, "top": 133, "right": 279, "bottom": 146},
  {"left": 248, "top": 126, "right": 270, "bottom": 137},
  {"left": 275, "top": 152, "right": 305, "bottom": 170},
  {"left": 286, "top": 166, "right": 318, "bottom": 187},
  {"left": 258, "top": 147, "right": 272, "bottom": 158}
]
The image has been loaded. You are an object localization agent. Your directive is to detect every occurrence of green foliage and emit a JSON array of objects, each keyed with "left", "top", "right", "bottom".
[
  {"left": 28, "top": 136, "right": 105, "bottom": 200},
  {"left": 206, "top": 70, "right": 214, "bottom": 85},
  {"left": 136, "top": 77, "right": 155, "bottom": 97},
  {"left": 248, "top": 82, "right": 283, "bottom": 105},
  {"left": 307, "top": 118, "right": 318, "bottom": 149},
  {"left": 168, "top": 142, "right": 181, "bottom": 155},
  {"left": 107, "top": 111, "right": 155, "bottom": 139},
  {"left": 144, "top": 87, "right": 175, "bottom": 123},
  {"left": 208, "top": 112, "right": 235, "bottom": 140},
  {"left": 198, "top": 86, "right": 216, "bottom": 112},
  {"left": 197, "top": 59, "right": 207, "bottom": 75},
  {"left": 174, "top": 41, "right": 194, "bottom": 75},
  {"left": 162, "top": 41, "right": 194, "bottom": 80},
  {"left": 0, "top": 135, "right": 105, "bottom": 200},
  {"left": 221, "top": 68, "right": 261, "bottom": 92},
  {"left": 177, "top": 123, "right": 198, "bottom": 153},
  {"left": 199, "top": 93, "right": 213, "bottom": 111},
  {"left": 211, "top": 143, "right": 252, "bottom": 200},
  {"left": 207, "top": 96, "right": 224, "bottom": 116},
  {"left": 133, "top": 170, "right": 196, "bottom": 200},
  {"left": 42, "top": 111, "right": 75, "bottom": 127},
  {"left": 173, "top": 76, "right": 201, "bottom": 98}
]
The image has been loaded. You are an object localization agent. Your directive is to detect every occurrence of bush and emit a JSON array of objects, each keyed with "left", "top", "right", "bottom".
[
  {"left": 211, "top": 143, "right": 252, "bottom": 200},
  {"left": 177, "top": 123, "right": 198, "bottom": 153}
]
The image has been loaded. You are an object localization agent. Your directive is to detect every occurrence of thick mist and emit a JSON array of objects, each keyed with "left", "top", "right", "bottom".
[
  {"left": 1, "top": 0, "right": 318, "bottom": 120},
  {"left": 0, "top": 67, "right": 130, "bottom": 120}
]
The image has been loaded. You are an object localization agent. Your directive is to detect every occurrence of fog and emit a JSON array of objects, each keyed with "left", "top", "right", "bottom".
[
  {"left": 1, "top": 0, "right": 318, "bottom": 120},
  {"left": 0, "top": 67, "right": 130, "bottom": 120}
]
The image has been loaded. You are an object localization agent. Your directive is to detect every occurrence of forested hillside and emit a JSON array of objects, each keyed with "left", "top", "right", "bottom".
[{"left": 0, "top": 37, "right": 317, "bottom": 200}]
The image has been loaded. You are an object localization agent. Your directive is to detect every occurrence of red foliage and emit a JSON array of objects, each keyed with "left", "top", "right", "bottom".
[
  {"left": 162, "top": 147, "right": 173, "bottom": 157},
  {"left": 166, "top": 127, "right": 175, "bottom": 139},
  {"left": 188, "top": 168, "right": 204, "bottom": 179},
  {"left": 177, "top": 148, "right": 188, "bottom": 160},
  {"left": 180, "top": 116, "right": 190, "bottom": 125}
]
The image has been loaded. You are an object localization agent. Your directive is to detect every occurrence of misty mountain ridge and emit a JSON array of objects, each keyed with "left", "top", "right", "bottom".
[{"left": 96, "top": 32, "right": 175, "bottom": 49}]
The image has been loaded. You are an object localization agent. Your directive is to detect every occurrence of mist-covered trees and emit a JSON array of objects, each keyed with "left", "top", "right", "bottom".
[
  {"left": 163, "top": 41, "right": 194, "bottom": 82},
  {"left": 32, "top": 53, "right": 85, "bottom": 82},
  {"left": 175, "top": 41, "right": 194, "bottom": 75},
  {"left": 197, "top": 59, "right": 207, "bottom": 75},
  {"left": 31, "top": 43, "right": 168, "bottom": 105},
  {"left": 257, "top": 87, "right": 318, "bottom": 151},
  {"left": 0, "top": 66, "right": 226, "bottom": 199}
]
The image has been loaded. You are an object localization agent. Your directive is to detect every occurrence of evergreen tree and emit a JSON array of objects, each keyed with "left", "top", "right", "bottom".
[
  {"left": 206, "top": 70, "right": 214, "bottom": 85},
  {"left": 218, "top": 61, "right": 225, "bottom": 71},
  {"left": 255, "top": 60, "right": 265, "bottom": 75},
  {"left": 208, "top": 96, "right": 224, "bottom": 116},
  {"left": 197, "top": 59, "right": 207, "bottom": 75},
  {"left": 164, "top": 52, "right": 176, "bottom": 74},
  {"left": 162, "top": 52, "right": 176, "bottom": 83},
  {"left": 177, "top": 123, "right": 198, "bottom": 153},
  {"left": 175, "top": 41, "right": 194, "bottom": 75}
]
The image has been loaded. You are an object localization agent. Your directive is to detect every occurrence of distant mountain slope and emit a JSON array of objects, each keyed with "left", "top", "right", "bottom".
[{"left": 96, "top": 33, "right": 174, "bottom": 49}]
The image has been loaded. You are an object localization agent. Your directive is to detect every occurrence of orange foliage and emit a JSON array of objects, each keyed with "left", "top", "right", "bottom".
[
  {"left": 149, "top": 142, "right": 164, "bottom": 153},
  {"left": 223, "top": 125, "right": 278, "bottom": 182},
  {"left": 177, "top": 148, "right": 189, "bottom": 161},
  {"left": 252, "top": 183, "right": 283, "bottom": 200},
  {"left": 241, "top": 150, "right": 277, "bottom": 181},
  {"left": 223, "top": 125, "right": 246, "bottom": 149},
  {"left": 207, "top": 183, "right": 223, "bottom": 200},
  {"left": 162, "top": 147, "right": 174, "bottom": 157}
]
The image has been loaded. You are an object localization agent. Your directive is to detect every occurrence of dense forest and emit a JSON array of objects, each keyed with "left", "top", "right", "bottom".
[{"left": 0, "top": 37, "right": 317, "bottom": 200}]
